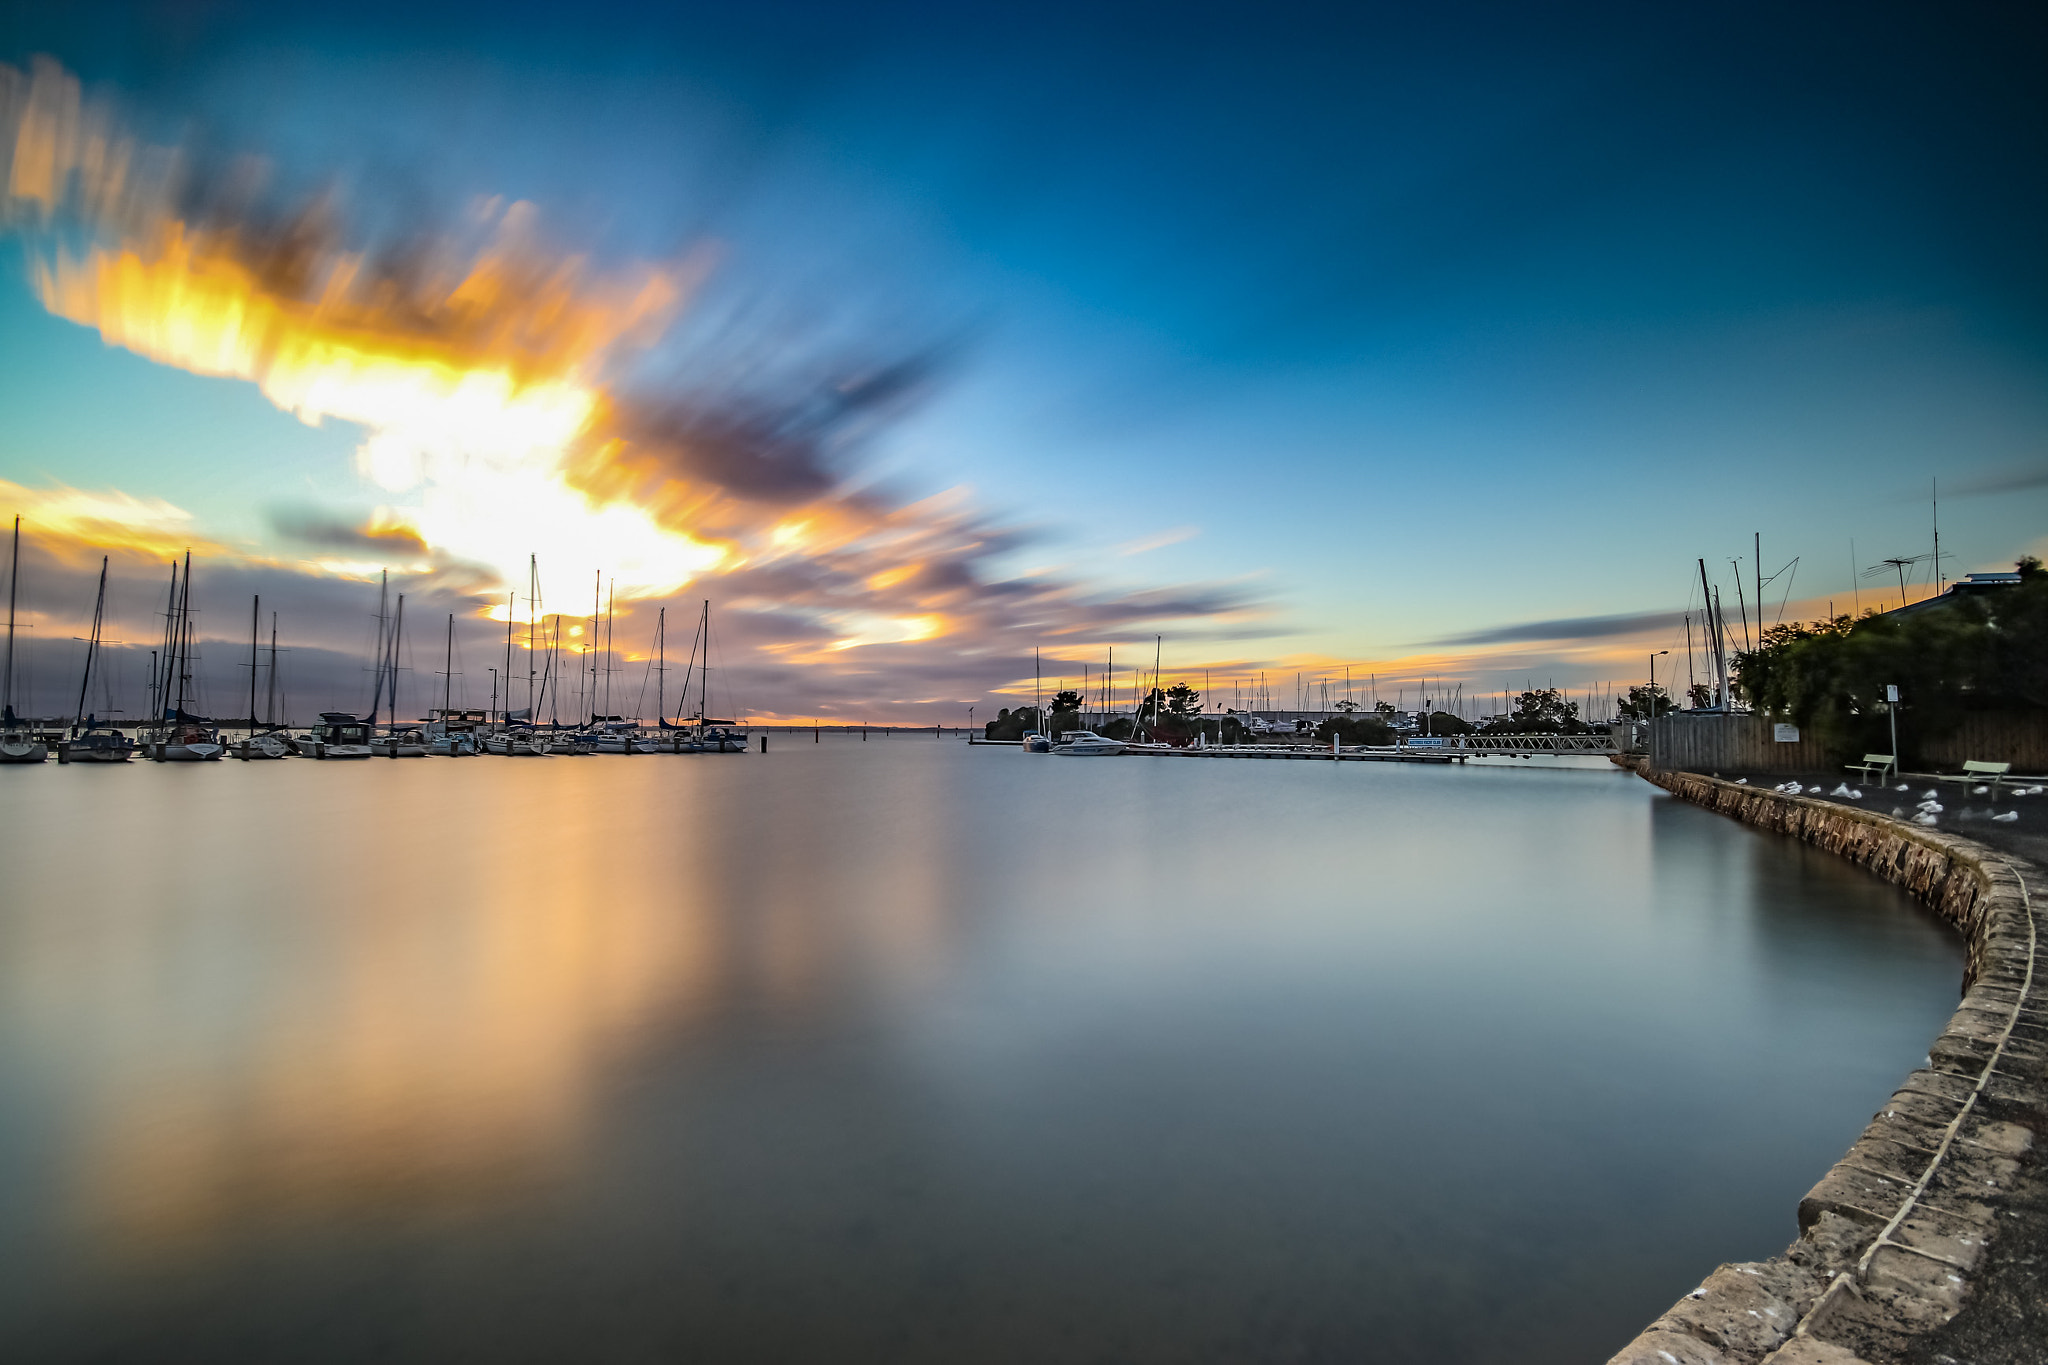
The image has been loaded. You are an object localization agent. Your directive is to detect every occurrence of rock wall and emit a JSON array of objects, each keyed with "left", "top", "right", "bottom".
[{"left": 1606, "top": 768, "right": 2045, "bottom": 1365}]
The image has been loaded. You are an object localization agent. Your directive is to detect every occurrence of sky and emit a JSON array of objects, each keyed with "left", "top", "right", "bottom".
[{"left": 1, "top": 1, "right": 2044, "bottom": 725}]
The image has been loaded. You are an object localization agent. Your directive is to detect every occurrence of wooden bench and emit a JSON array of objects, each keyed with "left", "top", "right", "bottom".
[
  {"left": 1845, "top": 753, "right": 1894, "bottom": 784},
  {"left": 1937, "top": 759, "right": 2011, "bottom": 796}
]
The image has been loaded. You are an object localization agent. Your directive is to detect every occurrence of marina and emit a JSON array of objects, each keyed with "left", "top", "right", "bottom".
[{"left": 0, "top": 737, "right": 1967, "bottom": 1364}]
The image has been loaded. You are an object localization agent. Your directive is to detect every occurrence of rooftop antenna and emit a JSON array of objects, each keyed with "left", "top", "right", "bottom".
[{"left": 1864, "top": 554, "right": 1929, "bottom": 611}]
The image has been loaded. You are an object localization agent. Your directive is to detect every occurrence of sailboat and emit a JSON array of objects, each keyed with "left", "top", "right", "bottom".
[
  {"left": 664, "top": 600, "right": 747, "bottom": 753},
  {"left": 366, "top": 592, "right": 426, "bottom": 756},
  {"left": 229, "top": 595, "right": 290, "bottom": 759},
  {"left": 0, "top": 516, "right": 50, "bottom": 764},
  {"left": 57, "top": 555, "right": 134, "bottom": 762},
  {"left": 145, "top": 551, "right": 224, "bottom": 761},
  {"left": 425, "top": 614, "right": 480, "bottom": 754}
]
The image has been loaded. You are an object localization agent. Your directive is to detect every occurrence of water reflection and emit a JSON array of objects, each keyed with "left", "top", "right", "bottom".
[{"left": 0, "top": 743, "right": 1962, "bottom": 1363}]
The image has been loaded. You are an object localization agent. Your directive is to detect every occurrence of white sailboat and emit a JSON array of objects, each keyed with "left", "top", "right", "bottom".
[
  {"left": 1, "top": 516, "right": 50, "bottom": 764},
  {"left": 229, "top": 595, "right": 289, "bottom": 759},
  {"left": 145, "top": 551, "right": 223, "bottom": 761}
]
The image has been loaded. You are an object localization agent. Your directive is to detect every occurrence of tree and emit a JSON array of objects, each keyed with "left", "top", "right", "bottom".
[
  {"left": 1049, "top": 689, "right": 1083, "bottom": 713},
  {"left": 1686, "top": 682, "right": 1715, "bottom": 710},
  {"left": 1164, "top": 682, "right": 1201, "bottom": 718},
  {"left": 1333, "top": 699, "right": 1360, "bottom": 713},
  {"left": 1615, "top": 685, "right": 1675, "bottom": 720},
  {"left": 1482, "top": 688, "right": 1582, "bottom": 734},
  {"left": 1734, "top": 568, "right": 2048, "bottom": 757},
  {"left": 1316, "top": 714, "right": 1393, "bottom": 747}
]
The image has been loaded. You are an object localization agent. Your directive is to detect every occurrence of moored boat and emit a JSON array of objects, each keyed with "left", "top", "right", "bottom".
[
  {"left": 481, "top": 727, "right": 551, "bottom": 756},
  {"left": 0, "top": 517, "right": 47, "bottom": 764},
  {"left": 150, "top": 719, "right": 225, "bottom": 761},
  {"left": 1049, "top": 730, "right": 1127, "bottom": 756},
  {"left": 59, "top": 726, "right": 134, "bottom": 762},
  {"left": 297, "top": 713, "right": 374, "bottom": 759},
  {"left": 229, "top": 732, "right": 292, "bottom": 760},
  {"left": 368, "top": 727, "right": 429, "bottom": 757}
]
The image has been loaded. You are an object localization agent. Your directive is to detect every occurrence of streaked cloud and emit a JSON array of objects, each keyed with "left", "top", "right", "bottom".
[
  {"left": 1433, "top": 609, "right": 1677, "bottom": 647},
  {"left": 0, "top": 55, "right": 1260, "bottom": 719},
  {"left": 1118, "top": 525, "right": 1200, "bottom": 556}
]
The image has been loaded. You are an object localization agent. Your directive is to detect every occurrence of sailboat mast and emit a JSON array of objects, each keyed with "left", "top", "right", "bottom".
[
  {"left": 502, "top": 591, "right": 514, "bottom": 723},
  {"left": 151, "top": 559, "right": 178, "bottom": 728},
  {"left": 591, "top": 571, "right": 601, "bottom": 725},
  {"left": 699, "top": 600, "right": 709, "bottom": 731},
  {"left": 267, "top": 613, "right": 279, "bottom": 728},
  {"left": 2, "top": 516, "right": 17, "bottom": 723},
  {"left": 656, "top": 607, "right": 665, "bottom": 723},
  {"left": 247, "top": 594, "right": 260, "bottom": 735},
  {"left": 72, "top": 555, "right": 108, "bottom": 735},
  {"left": 527, "top": 554, "right": 538, "bottom": 715},
  {"left": 387, "top": 594, "right": 404, "bottom": 753},
  {"left": 604, "top": 579, "right": 615, "bottom": 720},
  {"left": 444, "top": 614, "right": 454, "bottom": 713},
  {"left": 172, "top": 552, "right": 192, "bottom": 722}
]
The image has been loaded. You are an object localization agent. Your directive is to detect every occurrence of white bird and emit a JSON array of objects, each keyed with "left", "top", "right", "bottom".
[
  {"left": 1972, "top": 785, "right": 1989, "bottom": 795},
  {"left": 1922, "top": 789, "right": 1940, "bottom": 799},
  {"left": 1897, "top": 784, "right": 1911, "bottom": 792},
  {"left": 1735, "top": 778, "right": 1749, "bottom": 785},
  {"left": 1850, "top": 789, "right": 1863, "bottom": 799},
  {"left": 1831, "top": 783, "right": 1855, "bottom": 797},
  {"left": 1807, "top": 784, "right": 1826, "bottom": 794},
  {"left": 1913, "top": 813, "right": 1939, "bottom": 826},
  {"left": 1891, "top": 807, "right": 1907, "bottom": 817},
  {"left": 1918, "top": 800, "right": 1945, "bottom": 812},
  {"left": 1992, "top": 812, "right": 2019, "bottom": 823}
]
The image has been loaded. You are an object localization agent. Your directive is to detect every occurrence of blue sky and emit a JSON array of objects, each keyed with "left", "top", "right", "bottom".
[{"left": 1, "top": 2, "right": 2043, "bottom": 720}]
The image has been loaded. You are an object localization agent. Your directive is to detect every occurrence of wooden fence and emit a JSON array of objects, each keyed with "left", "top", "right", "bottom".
[
  {"left": 1649, "top": 709, "right": 2048, "bottom": 775},
  {"left": 1648, "top": 713, "right": 1835, "bottom": 774},
  {"left": 1920, "top": 711, "right": 2048, "bottom": 772}
]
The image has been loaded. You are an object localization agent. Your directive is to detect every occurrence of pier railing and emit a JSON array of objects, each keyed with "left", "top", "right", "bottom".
[{"left": 1443, "top": 733, "right": 1620, "bottom": 755}]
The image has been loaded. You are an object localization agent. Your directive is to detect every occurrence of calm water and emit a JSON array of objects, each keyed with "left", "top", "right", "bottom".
[{"left": 0, "top": 739, "right": 1961, "bottom": 1363}]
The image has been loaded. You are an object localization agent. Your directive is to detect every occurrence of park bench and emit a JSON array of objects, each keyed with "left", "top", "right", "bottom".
[
  {"left": 1936, "top": 759, "right": 2011, "bottom": 796},
  {"left": 1845, "top": 753, "right": 1894, "bottom": 784}
]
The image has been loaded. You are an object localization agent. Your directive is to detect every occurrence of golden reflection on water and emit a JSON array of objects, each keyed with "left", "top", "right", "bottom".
[{"left": 1, "top": 756, "right": 956, "bottom": 1261}]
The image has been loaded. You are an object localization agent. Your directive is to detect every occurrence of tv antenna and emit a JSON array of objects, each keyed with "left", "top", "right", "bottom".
[{"left": 1862, "top": 554, "right": 1928, "bottom": 610}]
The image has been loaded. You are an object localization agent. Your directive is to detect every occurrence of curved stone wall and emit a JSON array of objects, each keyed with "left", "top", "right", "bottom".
[{"left": 1607, "top": 769, "right": 2045, "bottom": 1365}]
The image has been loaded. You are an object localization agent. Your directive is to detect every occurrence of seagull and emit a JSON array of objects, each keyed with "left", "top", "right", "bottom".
[
  {"left": 1992, "top": 812, "right": 2019, "bottom": 823},
  {"left": 1913, "top": 813, "right": 1940, "bottom": 826}
]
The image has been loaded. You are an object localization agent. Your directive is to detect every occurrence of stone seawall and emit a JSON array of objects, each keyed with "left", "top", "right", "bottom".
[{"left": 1607, "top": 767, "right": 2045, "bottom": 1365}]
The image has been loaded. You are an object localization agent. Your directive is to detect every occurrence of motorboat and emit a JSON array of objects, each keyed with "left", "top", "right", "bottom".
[
  {"left": 58, "top": 725, "right": 134, "bottom": 763},
  {"left": 427, "top": 730, "right": 478, "bottom": 756},
  {"left": 1021, "top": 731, "right": 1051, "bottom": 753},
  {"left": 1049, "top": 730, "right": 1127, "bottom": 756},
  {"left": 296, "top": 713, "right": 374, "bottom": 759},
  {"left": 228, "top": 732, "right": 292, "bottom": 760}
]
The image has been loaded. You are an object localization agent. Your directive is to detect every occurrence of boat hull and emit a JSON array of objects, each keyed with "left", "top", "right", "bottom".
[
  {"left": 0, "top": 740, "right": 49, "bottom": 764},
  {"left": 58, "top": 740, "right": 133, "bottom": 763},
  {"left": 151, "top": 742, "right": 224, "bottom": 762}
]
